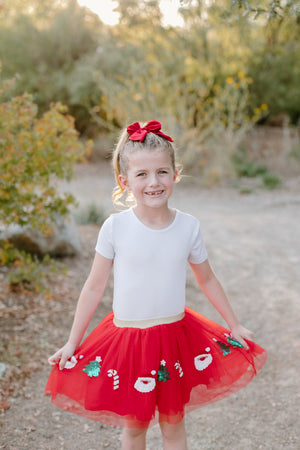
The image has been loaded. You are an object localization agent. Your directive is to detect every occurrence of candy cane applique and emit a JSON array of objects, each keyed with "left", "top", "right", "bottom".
[
  {"left": 107, "top": 369, "right": 120, "bottom": 390},
  {"left": 174, "top": 360, "right": 183, "bottom": 377}
]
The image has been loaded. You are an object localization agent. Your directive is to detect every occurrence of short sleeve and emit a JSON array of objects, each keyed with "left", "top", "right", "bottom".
[
  {"left": 188, "top": 220, "right": 208, "bottom": 264},
  {"left": 95, "top": 216, "right": 115, "bottom": 259}
]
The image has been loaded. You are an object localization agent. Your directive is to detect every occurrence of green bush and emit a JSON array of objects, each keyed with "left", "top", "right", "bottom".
[
  {"left": 262, "top": 171, "right": 282, "bottom": 189},
  {"left": 232, "top": 145, "right": 282, "bottom": 190},
  {"left": 0, "top": 1, "right": 103, "bottom": 134},
  {"left": 75, "top": 203, "right": 106, "bottom": 225},
  {"left": 177, "top": 75, "right": 268, "bottom": 183},
  {"left": 0, "top": 78, "right": 92, "bottom": 233},
  {"left": 0, "top": 73, "right": 92, "bottom": 292},
  {"left": 232, "top": 146, "right": 268, "bottom": 177}
]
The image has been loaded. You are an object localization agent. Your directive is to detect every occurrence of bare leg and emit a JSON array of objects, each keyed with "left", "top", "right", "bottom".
[
  {"left": 160, "top": 419, "right": 188, "bottom": 450},
  {"left": 121, "top": 426, "right": 148, "bottom": 450}
]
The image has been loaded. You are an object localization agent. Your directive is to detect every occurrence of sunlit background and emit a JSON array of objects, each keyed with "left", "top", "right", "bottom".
[
  {"left": 77, "top": 0, "right": 184, "bottom": 27},
  {"left": 0, "top": 0, "right": 299, "bottom": 185}
]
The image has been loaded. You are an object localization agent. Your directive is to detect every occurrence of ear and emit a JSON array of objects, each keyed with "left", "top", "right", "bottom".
[
  {"left": 118, "top": 174, "right": 130, "bottom": 191},
  {"left": 173, "top": 169, "right": 178, "bottom": 182}
]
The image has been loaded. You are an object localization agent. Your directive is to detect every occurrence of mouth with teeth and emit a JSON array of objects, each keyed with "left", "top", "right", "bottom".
[{"left": 145, "top": 190, "right": 164, "bottom": 197}]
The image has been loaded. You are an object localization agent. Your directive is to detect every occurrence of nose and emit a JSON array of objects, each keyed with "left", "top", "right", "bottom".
[{"left": 149, "top": 172, "right": 159, "bottom": 187}]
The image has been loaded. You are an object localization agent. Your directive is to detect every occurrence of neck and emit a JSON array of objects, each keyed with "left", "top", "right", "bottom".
[{"left": 133, "top": 205, "right": 175, "bottom": 229}]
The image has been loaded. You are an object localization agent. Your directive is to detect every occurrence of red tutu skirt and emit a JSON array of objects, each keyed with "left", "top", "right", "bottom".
[{"left": 45, "top": 307, "right": 267, "bottom": 428}]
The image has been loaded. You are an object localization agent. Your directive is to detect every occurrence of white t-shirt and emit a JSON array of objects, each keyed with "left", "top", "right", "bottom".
[{"left": 95, "top": 208, "right": 208, "bottom": 321}]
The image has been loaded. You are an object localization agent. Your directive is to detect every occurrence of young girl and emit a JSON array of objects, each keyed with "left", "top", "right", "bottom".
[{"left": 46, "top": 120, "right": 267, "bottom": 450}]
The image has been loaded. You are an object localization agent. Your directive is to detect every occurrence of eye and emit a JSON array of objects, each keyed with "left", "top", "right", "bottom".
[
  {"left": 158, "top": 170, "right": 168, "bottom": 174},
  {"left": 137, "top": 172, "right": 146, "bottom": 177}
]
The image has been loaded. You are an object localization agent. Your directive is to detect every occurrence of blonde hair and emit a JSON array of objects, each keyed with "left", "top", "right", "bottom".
[{"left": 112, "top": 122, "right": 181, "bottom": 206}]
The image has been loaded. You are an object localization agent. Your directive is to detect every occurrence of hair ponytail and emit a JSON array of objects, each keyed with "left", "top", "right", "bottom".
[{"left": 112, "top": 128, "right": 131, "bottom": 206}]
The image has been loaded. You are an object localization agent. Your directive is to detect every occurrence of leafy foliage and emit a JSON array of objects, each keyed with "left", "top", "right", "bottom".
[
  {"left": 0, "top": 0, "right": 102, "bottom": 133},
  {"left": 75, "top": 203, "right": 106, "bottom": 225},
  {"left": 0, "top": 238, "right": 65, "bottom": 296},
  {"left": 0, "top": 76, "right": 92, "bottom": 233},
  {"left": 1, "top": 240, "right": 63, "bottom": 297},
  {"left": 1, "top": 0, "right": 298, "bottom": 136},
  {"left": 232, "top": 146, "right": 268, "bottom": 177},
  {"left": 262, "top": 171, "right": 281, "bottom": 189},
  {"left": 232, "top": 145, "right": 282, "bottom": 190},
  {"left": 228, "top": 0, "right": 299, "bottom": 21},
  {"left": 176, "top": 74, "right": 268, "bottom": 183},
  {"left": 0, "top": 73, "right": 92, "bottom": 292},
  {"left": 0, "top": 0, "right": 297, "bottom": 187}
]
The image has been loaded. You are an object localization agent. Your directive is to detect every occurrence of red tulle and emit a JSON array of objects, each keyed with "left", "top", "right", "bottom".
[{"left": 45, "top": 307, "right": 267, "bottom": 428}]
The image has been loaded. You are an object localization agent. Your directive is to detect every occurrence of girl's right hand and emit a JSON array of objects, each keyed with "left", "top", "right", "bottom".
[
  {"left": 230, "top": 324, "right": 254, "bottom": 350},
  {"left": 48, "top": 342, "right": 77, "bottom": 371}
]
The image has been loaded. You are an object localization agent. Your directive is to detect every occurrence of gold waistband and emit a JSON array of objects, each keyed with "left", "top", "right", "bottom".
[{"left": 113, "top": 312, "right": 185, "bottom": 329}]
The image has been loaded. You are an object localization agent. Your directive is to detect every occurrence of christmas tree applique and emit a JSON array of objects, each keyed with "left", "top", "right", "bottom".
[
  {"left": 215, "top": 340, "right": 231, "bottom": 356},
  {"left": 213, "top": 335, "right": 244, "bottom": 356},
  {"left": 157, "top": 360, "right": 171, "bottom": 382},
  {"left": 226, "top": 335, "right": 244, "bottom": 349},
  {"left": 82, "top": 356, "right": 102, "bottom": 377}
]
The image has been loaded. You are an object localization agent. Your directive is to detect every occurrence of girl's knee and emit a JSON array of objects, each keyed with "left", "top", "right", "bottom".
[
  {"left": 123, "top": 427, "right": 147, "bottom": 439},
  {"left": 160, "top": 420, "right": 186, "bottom": 442},
  {"left": 122, "top": 426, "right": 148, "bottom": 450}
]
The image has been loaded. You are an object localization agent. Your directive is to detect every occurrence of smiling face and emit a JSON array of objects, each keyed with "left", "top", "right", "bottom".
[{"left": 118, "top": 148, "right": 177, "bottom": 211}]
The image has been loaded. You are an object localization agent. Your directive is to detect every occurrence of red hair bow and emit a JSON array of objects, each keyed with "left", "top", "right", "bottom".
[{"left": 127, "top": 120, "right": 173, "bottom": 142}]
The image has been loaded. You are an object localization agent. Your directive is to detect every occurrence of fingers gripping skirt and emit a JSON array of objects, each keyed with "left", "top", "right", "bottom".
[{"left": 45, "top": 307, "right": 267, "bottom": 429}]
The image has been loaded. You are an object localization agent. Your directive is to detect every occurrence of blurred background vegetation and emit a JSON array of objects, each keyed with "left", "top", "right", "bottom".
[{"left": 1, "top": 1, "right": 299, "bottom": 145}]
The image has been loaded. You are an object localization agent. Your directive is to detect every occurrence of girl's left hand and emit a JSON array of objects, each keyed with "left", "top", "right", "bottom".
[
  {"left": 48, "top": 342, "right": 77, "bottom": 370},
  {"left": 230, "top": 324, "right": 254, "bottom": 350}
]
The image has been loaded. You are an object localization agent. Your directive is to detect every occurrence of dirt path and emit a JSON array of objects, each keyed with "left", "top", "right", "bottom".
[{"left": 1, "top": 164, "right": 300, "bottom": 449}]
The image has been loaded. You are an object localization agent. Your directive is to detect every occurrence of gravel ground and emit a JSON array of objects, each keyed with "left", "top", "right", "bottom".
[{"left": 1, "top": 163, "right": 299, "bottom": 449}]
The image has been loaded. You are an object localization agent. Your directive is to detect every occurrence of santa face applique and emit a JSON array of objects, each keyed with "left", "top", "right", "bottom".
[
  {"left": 134, "top": 360, "right": 172, "bottom": 393},
  {"left": 134, "top": 371, "right": 157, "bottom": 393},
  {"left": 194, "top": 348, "right": 213, "bottom": 371}
]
